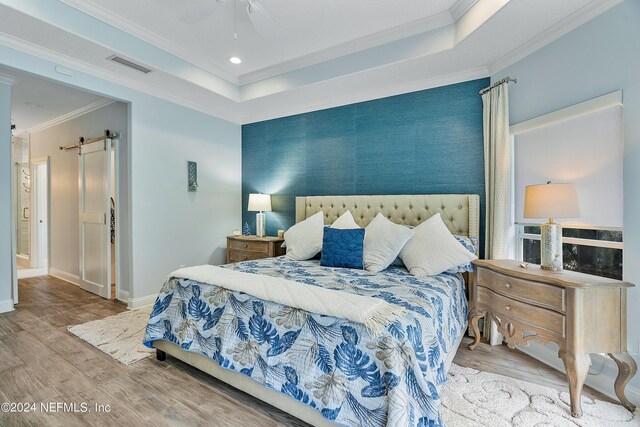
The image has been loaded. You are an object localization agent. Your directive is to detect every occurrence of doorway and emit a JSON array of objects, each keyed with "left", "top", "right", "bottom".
[
  {"left": 15, "top": 156, "right": 30, "bottom": 270},
  {"left": 15, "top": 155, "right": 49, "bottom": 284},
  {"left": 13, "top": 133, "right": 122, "bottom": 302},
  {"left": 6, "top": 67, "right": 127, "bottom": 305},
  {"left": 31, "top": 157, "right": 48, "bottom": 269}
]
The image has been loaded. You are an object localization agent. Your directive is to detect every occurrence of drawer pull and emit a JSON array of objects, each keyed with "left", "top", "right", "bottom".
[
  {"left": 505, "top": 305, "right": 511, "bottom": 311},
  {"left": 505, "top": 283, "right": 511, "bottom": 288},
  {"left": 243, "top": 244, "right": 248, "bottom": 248}
]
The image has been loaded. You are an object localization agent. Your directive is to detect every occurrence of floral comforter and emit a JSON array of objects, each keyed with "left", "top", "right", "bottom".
[{"left": 143, "top": 257, "right": 467, "bottom": 427}]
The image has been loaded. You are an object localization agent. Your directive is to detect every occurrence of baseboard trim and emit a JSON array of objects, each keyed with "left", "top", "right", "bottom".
[
  {"left": 48, "top": 268, "right": 81, "bottom": 287},
  {"left": 0, "top": 299, "right": 14, "bottom": 313},
  {"left": 128, "top": 294, "right": 157, "bottom": 310},
  {"left": 117, "top": 290, "right": 129, "bottom": 304},
  {"left": 518, "top": 342, "right": 640, "bottom": 407},
  {"left": 17, "top": 267, "right": 49, "bottom": 279},
  {"left": 48, "top": 269, "right": 127, "bottom": 302}
]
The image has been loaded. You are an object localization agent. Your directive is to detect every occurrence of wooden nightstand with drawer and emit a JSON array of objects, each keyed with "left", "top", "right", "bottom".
[
  {"left": 226, "top": 235, "right": 285, "bottom": 263},
  {"left": 468, "top": 259, "right": 636, "bottom": 418}
]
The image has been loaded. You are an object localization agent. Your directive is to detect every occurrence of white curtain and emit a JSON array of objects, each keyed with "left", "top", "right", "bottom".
[{"left": 482, "top": 83, "right": 512, "bottom": 345}]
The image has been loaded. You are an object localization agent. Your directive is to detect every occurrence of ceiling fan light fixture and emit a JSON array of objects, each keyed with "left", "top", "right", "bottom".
[{"left": 228, "top": 56, "right": 242, "bottom": 64}]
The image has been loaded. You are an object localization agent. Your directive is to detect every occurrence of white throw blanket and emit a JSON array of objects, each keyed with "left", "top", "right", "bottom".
[{"left": 170, "top": 265, "right": 405, "bottom": 336}]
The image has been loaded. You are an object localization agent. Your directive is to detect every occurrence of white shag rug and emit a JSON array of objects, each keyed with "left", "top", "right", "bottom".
[
  {"left": 68, "top": 307, "right": 154, "bottom": 365},
  {"left": 68, "top": 310, "right": 639, "bottom": 425},
  {"left": 442, "top": 364, "right": 640, "bottom": 426}
]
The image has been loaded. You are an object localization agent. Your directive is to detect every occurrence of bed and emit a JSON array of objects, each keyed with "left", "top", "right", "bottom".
[{"left": 145, "top": 194, "right": 480, "bottom": 427}]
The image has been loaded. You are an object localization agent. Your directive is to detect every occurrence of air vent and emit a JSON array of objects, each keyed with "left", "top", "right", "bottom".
[{"left": 107, "top": 55, "right": 152, "bottom": 74}]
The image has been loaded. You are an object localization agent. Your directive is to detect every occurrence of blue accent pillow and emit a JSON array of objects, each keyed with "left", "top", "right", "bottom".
[{"left": 320, "top": 227, "right": 365, "bottom": 269}]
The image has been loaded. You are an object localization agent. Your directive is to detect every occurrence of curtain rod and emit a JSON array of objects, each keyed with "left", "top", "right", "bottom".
[
  {"left": 58, "top": 130, "right": 117, "bottom": 152},
  {"left": 479, "top": 76, "right": 517, "bottom": 95}
]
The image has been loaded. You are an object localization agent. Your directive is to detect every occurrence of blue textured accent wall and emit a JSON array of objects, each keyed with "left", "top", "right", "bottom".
[{"left": 242, "top": 78, "right": 488, "bottom": 253}]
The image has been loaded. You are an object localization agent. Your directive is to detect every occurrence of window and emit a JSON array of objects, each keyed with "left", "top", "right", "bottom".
[
  {"left": 516, "top": 224, "right": 623, "bottom": 279},
  {"left": 511, "top": 92, "right": 624, "bottom": 280}
]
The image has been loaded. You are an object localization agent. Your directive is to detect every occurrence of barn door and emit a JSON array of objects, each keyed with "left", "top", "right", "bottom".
[{"left": 78, "top": 138, "right": 111, "bottom": 298}]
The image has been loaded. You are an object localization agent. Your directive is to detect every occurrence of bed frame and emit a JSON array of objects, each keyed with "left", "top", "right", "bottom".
[{"left": 154, "top": 194, "right": 480, "bottom": 427}]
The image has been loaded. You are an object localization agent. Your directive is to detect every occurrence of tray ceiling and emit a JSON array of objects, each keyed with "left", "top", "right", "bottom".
[
  {"left": 0, "top": 0, "right": 622, "bottom": 123},
  {"left": 59, "top": 0, "right": 467, "bottom": 84}
]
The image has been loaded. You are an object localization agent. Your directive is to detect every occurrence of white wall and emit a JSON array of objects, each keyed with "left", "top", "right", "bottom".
[
  {"left": 0, "top": 81, "right": 12, "bottom": 310},
  {"left": 513, "top": 105, "right": 624, "bottom": 228},
  {"left": 493, "top": 0, "right": 640, "bottom": 399},
  {"left": 0, "top": 43, "right": 242, "bottom": 308},
  {"left": 30, "top": 101, "right": 127, "bottom": 284},
  {"left": 129, "top": 97, "right": 241, "bottom": 302}
]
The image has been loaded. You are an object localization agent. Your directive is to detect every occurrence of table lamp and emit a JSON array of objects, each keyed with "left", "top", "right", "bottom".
[
  {"left": 248, "top": 193, "right": 272, "bottom": 237},
  {"left": 524, "top": 182, "right": 580, "bottom": 272}
]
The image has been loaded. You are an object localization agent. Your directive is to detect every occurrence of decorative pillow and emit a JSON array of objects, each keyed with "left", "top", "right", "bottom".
[
  {"left": 454, "top": 235, "right": 478, "bottom": 255},
  {"left": 331, "top": 211, "right": 360, "bottom": 229},
  {"left": 321, "top": 227, "right": 365, "bottom": 269},
  {"left": 284, "top": 212, "right": 325, "bottom": 260},
  {"left": 445, "top": 235, "right": 478, "bottom": 273},
  {"left": 392, "top": 236, "right": 477, "bottom": 273},
  {"left": 363, "top": 213, "right": 414, "bottom": 273},
  {"left": 400, "top": 213, "right": 477, "bottom": 276}
]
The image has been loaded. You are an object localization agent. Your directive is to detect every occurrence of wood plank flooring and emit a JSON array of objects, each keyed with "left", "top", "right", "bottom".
[{"left": 0, "top": 276, "right": 613, "bottom": 426}]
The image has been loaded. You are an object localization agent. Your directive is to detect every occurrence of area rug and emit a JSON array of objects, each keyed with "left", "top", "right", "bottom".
[
  {"left": 68, "top": 309, "right": 639, "bottom": 425},
  {"left": 68, "top": 307, "right": 153, "bottom": 365},
  {"left": 442, "top": 364, "right": 639, "bottom": 426}
]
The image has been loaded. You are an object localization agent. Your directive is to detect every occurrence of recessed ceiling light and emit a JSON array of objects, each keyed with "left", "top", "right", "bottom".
[{"left": 228, "top": 56, "right": 242, "bottom": 65}]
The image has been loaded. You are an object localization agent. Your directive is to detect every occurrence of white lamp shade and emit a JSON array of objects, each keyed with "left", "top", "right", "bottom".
[
  {"left": 248, "top": 193, "right": 272, "bottom": 212},
  {"left": 524, "top": 183, "right": 580, "bottom": 220}
]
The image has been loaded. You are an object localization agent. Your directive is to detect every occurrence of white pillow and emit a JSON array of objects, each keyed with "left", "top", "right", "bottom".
[
  {"left": 284, "top": 212, "right": 325, "bottom": 260},
  {"left": 363, "top": 213, "right": 414, "bottom": 273},
  {"left": 400, "top": 213, "right": 477, "bottom": 276},
  {"left": 331, "top": 211, "right": 360, "bottom": 229}
]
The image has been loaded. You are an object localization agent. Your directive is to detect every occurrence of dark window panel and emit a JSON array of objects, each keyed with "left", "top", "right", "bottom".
[
  {"left": 522, "top": 226, "right": 623, "bottom": 243},
  {"left": 562, "top": 228, "right": 623, "bottom": 243},
  {"left": 522, "top": 238, "right": 622, "bottom": 280},
  {"left": 522, "top": 238, "right": 541, "bottom": 265},
  {"left": 524, "top": 225, "right": 541, "bottom": 234}
]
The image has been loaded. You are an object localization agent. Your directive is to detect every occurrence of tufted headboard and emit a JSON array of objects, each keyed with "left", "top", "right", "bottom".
[{"left": 295, "top": 194, "right": 480, "bottom": 242}]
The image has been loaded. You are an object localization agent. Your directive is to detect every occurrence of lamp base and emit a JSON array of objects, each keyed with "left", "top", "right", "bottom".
[
  {"left": 256, "top": 212, "right": 266, "bottom": 237},
  {"left": 540, "top": 222, "right": 563, "bottom": 272}
]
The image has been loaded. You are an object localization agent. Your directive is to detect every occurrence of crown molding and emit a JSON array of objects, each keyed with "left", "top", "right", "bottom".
[
  {"left": 510, "top": 90, "right": 622, "bottom": 135},
  {"left": 58, "top": 0, "right": 477, "bottom": 87},
  {"left": 487, "top": 0, "right": 623, "bottom": 75},
  {"left": 57, "top": 0, "right": 239, "bottom": 85},
  {"left": 25, "top": 98, "right": 116, "bottom": 135},
  {"left": 0, "top": 72, "right": 16, "bottom": 86},
  {"left": 2, "top": 22, "right": 487, "bottom": 127},
  {"left": 241, "top": 66, "right": 488, "bottom": 124},
  {"left": 238, "top": 10, "right": 456, "bottom": 85},
  {"left": 1, "top": 0, "right": 619, "bottom": 127},
  {"left": 0, "top": 32, "right": 242, "bottom": 124},
  {"left": 239, "top": 0, "right": 477, "bottom": 85}
]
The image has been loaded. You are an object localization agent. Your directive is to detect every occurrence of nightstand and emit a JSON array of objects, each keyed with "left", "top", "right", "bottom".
[
  {"left": 226, "top": 235, "right": 285, "bottom": 263},
  {"left": 468, "top": 259, "right": 636, "bottom": 418}
]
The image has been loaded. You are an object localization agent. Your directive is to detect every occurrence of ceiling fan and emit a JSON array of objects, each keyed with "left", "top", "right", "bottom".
[{"left": 180, "top": 0, "right": 277, "bottom": 43}]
